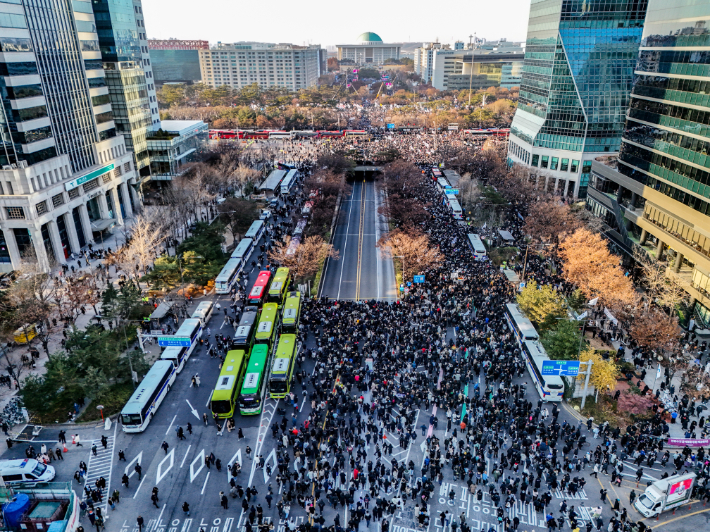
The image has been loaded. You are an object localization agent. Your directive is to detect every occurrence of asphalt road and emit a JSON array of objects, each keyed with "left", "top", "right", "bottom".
[{"left": 319, "top": 180, "right": 397, "bottom": 301}]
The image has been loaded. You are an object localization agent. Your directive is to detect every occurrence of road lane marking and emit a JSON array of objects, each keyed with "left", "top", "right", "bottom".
[
  {"left": 180, "top": 445, "right": 191, "bottom": 468},
  {"left": 201, "top": 472, "right": 210, "bottom": 495},
  {"left": 165, "top": 414, "right": 177, "bottom": 435},
  {"left": 156, "top": 448, "right": 174, "bottom": 484},
  {"left": 133, "top": 476, "right": 146, "bottom": 499},
  {"left": 125, "top": 451, "right": 143, "bottom": 478},
  {"left": 337, "top": 181, "right": 357, "bottom": 300}
]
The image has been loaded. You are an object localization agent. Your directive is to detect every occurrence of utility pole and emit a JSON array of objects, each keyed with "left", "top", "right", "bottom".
[{"left": 579, "top": 360, "right": 594, "bottom": 410}]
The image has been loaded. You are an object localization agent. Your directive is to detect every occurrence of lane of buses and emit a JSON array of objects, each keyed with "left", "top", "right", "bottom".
[{"left": 119, "top": 218, "right": 302, "bottom": 433}]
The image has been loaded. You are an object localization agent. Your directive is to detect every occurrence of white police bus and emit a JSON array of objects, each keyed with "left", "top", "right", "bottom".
[
  {"left": 522, "top": 340, "right": 564, "bottom": 402},
  {"left": 191, "top": 300, "right": 214, "bottom": 326},
  {"left": 120, "top": 361, "right": 176, "bottom": 432},
  {"left": 244, "top": 221, "right": 265, "bottom": 243},
  {"left": 467, "top": 234, "right": 487, "bottom": 258},
  {"left": 280, "top": 170, "right": 299, "bottom": 195},
  {"left": 504, "top": 302, "right": 540, "bottom": 346}
]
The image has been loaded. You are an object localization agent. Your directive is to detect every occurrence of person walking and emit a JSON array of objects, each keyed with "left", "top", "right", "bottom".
[
  {"left": 134, "top": 464, "right": 142, "bottom": 480},
  {"left": 137, "top": 516, "right": 144, "bottom": 532},
  {"left": 161, "top": 441, "right": 169, "bottom": 454},
  {"left": 182, "top": 502, "right": 190, "bottom": 516},
  {"left": 220, "top": 491, "right": 228, "bottom": 509}
]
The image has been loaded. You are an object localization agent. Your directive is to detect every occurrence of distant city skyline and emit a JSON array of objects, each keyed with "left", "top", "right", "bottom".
[{"left": 142, "top": 0, "right": 531, "bottom": 47}]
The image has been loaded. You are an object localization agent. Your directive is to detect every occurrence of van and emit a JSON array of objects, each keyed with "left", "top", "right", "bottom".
[{"left": 0, "top": 459, "right": 56, "bottom": 484}]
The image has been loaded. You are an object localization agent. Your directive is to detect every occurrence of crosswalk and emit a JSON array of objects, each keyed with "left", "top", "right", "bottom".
[{"left": 82, "top": 435, "right": 115, "bottom": 514}]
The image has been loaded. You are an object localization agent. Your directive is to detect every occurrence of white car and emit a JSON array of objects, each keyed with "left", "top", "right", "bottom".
[{"left": 259, "top": 209, "right": 272, "bottom": 220}]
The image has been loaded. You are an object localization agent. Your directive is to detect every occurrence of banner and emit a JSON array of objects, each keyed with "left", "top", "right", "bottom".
[{"left": 666, "top": 438, "right": 710, "bottom": 447}]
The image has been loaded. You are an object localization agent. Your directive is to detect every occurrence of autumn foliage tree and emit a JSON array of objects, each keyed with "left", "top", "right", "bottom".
[
  {"left": 268, "top": 235, "right": 338, "bottom": 282},
  {"left": 558, "top": 228, "right": 636, "bottom": 307},
  {"left": 577, "top": 346, "right": 619, "bottom": 397},
  {"left": 524, "top": 200, "right": 582, "bottom": 246},
  {"left": 516, "top": 280, "right": 567, "bottom": 330},
  {"left": 377, "top": 228, "right": 441, "bottom": 282}
]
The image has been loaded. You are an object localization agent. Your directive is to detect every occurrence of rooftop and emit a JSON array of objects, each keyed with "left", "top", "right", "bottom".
[{"left": 357, "top": 32, "right": 383, "bottom": 43}]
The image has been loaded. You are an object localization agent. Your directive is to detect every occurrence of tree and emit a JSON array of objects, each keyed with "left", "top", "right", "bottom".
[
  {"left": 524, "top": 200, "right": 582, "bottom": 245},
  {"left": 377, "top": 228, "right": 441, "bottom": 283},
  {"left": 143, "top": 250, "right": 222, "bottom": 290},
  {"left": 633, "top": 247, "right": 689, "bottom": 317},
  {"left": 558, "top": 228, "right": 636, "bottom": 307},
  {"left": 577, "top": 347, "right": 619, "bottom": 398},
  {"left": 120, "top": 212, "right": 166, "bottom": 276},
  {"left": 177, "top": 221, "right": 226, "bottom": 264},
  {"left": 618, "top": 393, "right": 654, "bottom": 414},
  {"left": 218, "top": 198, "right": 260, "bottom": 243},
  {"left": 541, "top": 320, "right": 582, "bottom": 360},
  {"left": 516, "top": 280, "right": 567, "bottom": 330},
  {"left": 268, "top": 235, "right": 338, "bottom": 282}
]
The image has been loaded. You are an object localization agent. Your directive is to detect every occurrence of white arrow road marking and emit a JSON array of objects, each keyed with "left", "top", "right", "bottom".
[
  {"left": 262, "top": 448, "right": 278, "bottom": 483},
  {"left": 226, "top": 449, "right": 242, "bottom": 483},
  {"left": 125, "top": 451, "right": 143, "bottom": 478},
  {"left": 156, "top": 448, "right": 174, "bottom": 484},
  {"left": 186, "top": 399, "right": 200, "bottom": 420},
  {"left": 190, "top": 449, "right": 206, "bottom": 482}
]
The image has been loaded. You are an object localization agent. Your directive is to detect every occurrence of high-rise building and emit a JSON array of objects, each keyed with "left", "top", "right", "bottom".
[
  {"left": 199, "top": 43, "right": 324, "bottom": 90},
  {"left": 0, "top": 0, "right": 140, "bottom": 273},
  {"left": 507, "top": 0, "right": 648, "bottom": 198},
  {"left": 92, "top": 0, "right": 157, "bottom": 179},
  {"left": 149, "top": 39, "right": 208, "bottom": 86},
  {"left": 586, "top": 0, "right": 710, "bottom": 329}
]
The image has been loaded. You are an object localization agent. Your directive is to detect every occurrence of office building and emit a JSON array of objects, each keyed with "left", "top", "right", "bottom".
[
  {"left": 414, "top": 41, "right": 524, "bottom": 91},
  {"left": 147, "top": 120, "right": 208, "bottom": 180},
  {"left": 585, "top": 0, "right": 710, "bottom": 328},
  {"left": 507, "top": 0, "right": 648, "bottom": 198},
  {"left": 199, "top": 43, "right": 324, "bottom": 90},
  {"left": 149, "top": 39, "right": 207, "bottom": 86},
  {"left": 0, "top": 0, "right": 140, "bottom": 273},
  {"left": 336, "top": 32, "right": 400, "bottom": 66},
  {"left": 92, "top": 0, "right": 158, "bottom": 179}
]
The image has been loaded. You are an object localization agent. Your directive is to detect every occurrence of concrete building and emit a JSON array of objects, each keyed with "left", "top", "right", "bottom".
[
  {"left": 147, "top": 120, "right": 208, "bottom": 180},
  {"left": 414, "top": 41, "right": 524, "bottom": 91},
  {"left": 336, "top": 32, "right": 400, "bottom": 66},
  {"left": 199, "top": 42, "right": 324, "bottom": 90},
  {"left": 585, "top": 0, "right": 710, "bottom": 329},
  {"left": 0, "top": 0, "right": 140, "bottom": 273},
  {"left": 92, "top": 0, "right": 159, "bottom": 180},
  {"left": 507, "top": 0, "right": 648, "bottom": 199},
  {"left": 149, "top": 39, "right": 207, "bottom": 86}
]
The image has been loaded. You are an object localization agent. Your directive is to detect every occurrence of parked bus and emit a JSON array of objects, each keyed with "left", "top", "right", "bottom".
[
  {"left": 445, "top": 196, "right": 463, "bottom": 220},
  {"left": 254, "top": 302, "right": 280, "bottom": 346},
  {"left": 248, "top": 270, "right": 272, "bottom": 306},
  {"left": 268, "top": 131, "right": 290, "bottom": 139},
  {"left": 285, "top": 236, "right": 301, "bottom": 257},
  {"left": 504, "top": 302, "right": 540, "bottom": 346},
  {"left": 436, "top": 177, "right": 451, "bottom": 192},
  {"left": 244, "top": 221, "right": 265, "bottom": 243},
  {"left": 344, "top": 130, "right": 367, "bottom": 136},
  {"left": 158, "top": 318, "right": 202, "bottom": 357},
  {"left": 160, "top": 346, "right": 190, "bottom": 373},
  {"left": 231, "top": 237, "right": 255, "bottom": 261},
  {"left": 120, "top": 361, "right": 176, "bottom": 432},
  {"left": 280, "top": 170, "right": 298, "bottom": 195},
  {"left": 268, "top": 267, "right": 291, "bottom": 305},
  {"left": 191, "top": 301, "right": 214, "bottom": 326},
  {"left": 215, "top": 258, "right": 244, "bottom": 294},
  {"left": 238, "top": 344, "right": 270, "bottom": 415},
  {"left": 467, "top": 234, "right": 487, "bottom": 258},
  {"left": 282, "top": 291, "right": 302, "bottom": 333},
  {"left": 522, "top": 340, "right": 564, "bottom": 402},
  {"left": 233, "top": 306, "right": 259, "bottom": 349},
  {"left": 269, "top": 334, "right": 299, "bottom": 399},
  {"left": 210, "top": 350, "right": 248, "bottom": 419}
]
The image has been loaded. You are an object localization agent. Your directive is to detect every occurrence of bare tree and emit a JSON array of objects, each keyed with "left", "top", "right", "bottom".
[
  {"left": 268, "top": 235, "right": 338, "bottom": 282},
  {"left": 377, "top": 228, "right": 442, "bottom": 283},
  {"left": 122, "top": 212, "right": 167, "bottom": 276}
]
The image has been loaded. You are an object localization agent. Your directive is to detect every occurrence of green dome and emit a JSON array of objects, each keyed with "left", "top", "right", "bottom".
[{"left": 356, "top": 32, "right": 383, "bottom": 43}]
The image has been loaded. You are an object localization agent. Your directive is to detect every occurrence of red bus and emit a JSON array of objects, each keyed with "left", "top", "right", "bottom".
[
  {"left": 344, "top": 130, "right": 367, "bottom": 136},
  {"left": 248, "top": 270, "right": 272, "bottom": 305}
]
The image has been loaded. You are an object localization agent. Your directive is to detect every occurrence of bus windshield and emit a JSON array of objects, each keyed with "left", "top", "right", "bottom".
[
  {"left": 121, "top": 413, "right": 142, "bottom": 426},
  {"left": 239, "top": 394, "right": 260, "bottom": 407},
  {"left": 270, "top": 380, "right": 288, "bottom": 393},
  {"left": 211, "top": 399, "right": 232, "bottom": 414}
]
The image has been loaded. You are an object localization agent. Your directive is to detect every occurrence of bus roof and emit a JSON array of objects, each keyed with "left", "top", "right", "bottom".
[
  {"left": 121, "top": 361, "right": 174, "bottom": 414},
  {"left": 255, "top": 303, "right": 279, "bottom": 339},
  {"left": 231, "top": 238, "right": 254, "bottom": 259},
  {"left": 193, "top": 301, "right": 213, "bottom": 313},
  {"left": 216, "top": 258, "right": 242, "bottom": 283},
  {"left": 249, "top": 271, "right": 271, "bottom": 299},
  {"left": 175, "top": 319, "right": 201, "bottom": 337},
  {"left": 240, "top": 345, "right": 269, "bottom": 393},
  {"left": 272, "top": 334, "right": 297, "bottom": 374},
  {"left": 506, "top": 303, "right": 540, "bottom": 341},
  {"left": 245, "top": 221, "right": 264, "bottom": 240},
  {"left": 160, "top": 346, "right": 186, "bottom": 360},
  {"left": 211, "top": 350, "right": 246, "bottom": 401},
  {"left": 269, "top": 268, "right": 289, "bottom": 295}
]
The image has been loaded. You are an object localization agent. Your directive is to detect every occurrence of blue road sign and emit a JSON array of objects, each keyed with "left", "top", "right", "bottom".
[
  {"left": 386, "top": 123, "right": 395, "bottom": 129},
  {"left": 541, "top": 360, "right": 580, "bottom": 376},
  {"left": 413, "top": 275, "right": 425, "bottom": 284},
  {"left": 158, "top": 336, "right": 192, "bottom": 347}
]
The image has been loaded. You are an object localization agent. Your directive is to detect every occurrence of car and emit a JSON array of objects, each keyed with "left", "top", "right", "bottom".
[
  {"left": 0, "top": 459, "right": 56, "bottom": 484},
  {"left": 259, "top": 209, "right": 272, "bottom": 220},
  {"left": 268, "top": 198, "right": 279, "bottom": 207}
]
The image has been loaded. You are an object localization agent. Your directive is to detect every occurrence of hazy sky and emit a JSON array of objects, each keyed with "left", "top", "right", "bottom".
[{"left": 142, "top": 0, "right": 532, "bottom": 48}]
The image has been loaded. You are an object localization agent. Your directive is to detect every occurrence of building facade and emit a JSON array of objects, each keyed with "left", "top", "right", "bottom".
[
  {"left": 92, "top": 0, "right": 158, "bottom": 179},
  {"left": 0, "top": 0, "right": 139, "bottom": 273},
  {"left": 336, "top": 32, "right": 400, "bottom": 66},
  {"left": 147, "top": 120, "right": 208, "bottom": 180},
  {"left": 585, "top": 0, "right": 710, "bottom": 328},
  {"left": 148, "top": 39, "right": 207, "bottom": 86},
  {"left": 507, "top": 0, "right": 648, "bottom": 198},
  {"left": 199, "top": 43, "right": 324, "bottom": 90}
]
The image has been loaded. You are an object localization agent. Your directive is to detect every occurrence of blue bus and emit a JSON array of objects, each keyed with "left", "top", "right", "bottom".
[{"left": 120, "top": 361, "right": 176, "bottom": 433}]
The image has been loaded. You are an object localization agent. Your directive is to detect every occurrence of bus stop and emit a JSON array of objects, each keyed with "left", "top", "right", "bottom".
[
  {"left": 503, "top": 269, "right": 521, "bottom": 289},
  {"left": 259, "top": 169, "right": 287, "bottom": 199},
  {"left": 148, "top": 300, "right": 176, "bottom": 335},
  {"left": 498, "top": 229, "right": 515, "bottom": 246}
]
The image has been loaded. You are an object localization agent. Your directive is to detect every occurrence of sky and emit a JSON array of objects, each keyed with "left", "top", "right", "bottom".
[{"left": 142, "top": 0, "right": 532, "bottom": 48}]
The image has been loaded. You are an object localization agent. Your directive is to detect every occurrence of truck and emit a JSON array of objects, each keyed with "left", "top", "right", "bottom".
[{"left": 634, "top": 472, "right": 696, "bottom": 517}]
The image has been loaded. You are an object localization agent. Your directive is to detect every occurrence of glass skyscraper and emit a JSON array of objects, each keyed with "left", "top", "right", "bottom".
[
  {"left": 586, "top": 0, "right": 710, "bottom": 328},
  {"left": 507, "top": 0, "right": 648, "bottom": 198}
]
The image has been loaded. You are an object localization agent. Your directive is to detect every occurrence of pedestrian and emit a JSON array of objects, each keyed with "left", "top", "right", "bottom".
[
  {"left": 137, "top": 516, "right": 144, "bottom": 532},
  {"left": 161, "top": 441, "right": 169, "bottom": 454},
  {"left": 182, "top": 502, "right": 190, "bottom": 516},
  {"left": 134, "top": 464, "right": 142, "bottom": 481},
  {"left": 220, "top": 491, "right": 228, "bottom": 510}
]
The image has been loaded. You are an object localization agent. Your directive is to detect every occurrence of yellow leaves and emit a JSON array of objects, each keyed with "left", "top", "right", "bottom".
[
  {"left": 377, "top": 228, "right": 441, "bottom": 283},
  {"left": 577, "top": 346, "right": 618, "bottom": 393},
  {"left": 516, "top": 280, "right": 566, "bottom": 328}
]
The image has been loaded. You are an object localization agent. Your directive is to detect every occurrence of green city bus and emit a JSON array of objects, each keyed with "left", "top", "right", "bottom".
[
  {"left": 267, "top": 267, "right": 291, "bottom": 306},
  {"left": 209, "top": 350, "right": 248, "bottom": 419},
  {"left": 281, "top": 291, "right": 302, "bottom": 333},
  {"left": 238, "top": 344, "right": 270, "bottom": 415},
  {"left": 254, "top": 302, "right": 279, "bottom": 346},
  {"left": 269, "top": 334, "right": 299, "bottom": 399}
]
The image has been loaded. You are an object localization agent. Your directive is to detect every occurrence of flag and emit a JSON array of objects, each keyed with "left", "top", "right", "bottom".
[
  {"left": 588, "top": 297, "right": 599, "bottom": 306},
  {"left": 656, "top": 364, "right": 662, "bottom": 380}
]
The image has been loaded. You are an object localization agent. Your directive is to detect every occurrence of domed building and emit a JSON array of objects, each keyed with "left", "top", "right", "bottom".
[{"left": 336, "top": 32, "right": 401, "bottom": 66}]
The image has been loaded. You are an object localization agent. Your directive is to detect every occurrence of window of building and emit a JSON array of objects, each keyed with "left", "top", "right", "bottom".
[
  {"left": 68, "top": 188, "right": 80, "bottom": 200},
  {"left": 571, "top": 160, "right": 579, "bottom": 173},
  {"left": 52, "top": 193, "right": 64, "bottom": 208},
  {"left": 540, "top": 156, "right": 549, "bottom": 169},
  {"left": 35, "top": 201, "right": 47, "bottom": 215},
  {"left": 0, "top": 37, "right": 32, "bottom": 52},
  {"left": 5, "top": 207, "right": 25, "bottom": 219},
  {"left": 561, "top": 158, "right": 569, "bottom": 172},
  {"left": 550, "top": 157, "right": 559, "bottom": 171}
]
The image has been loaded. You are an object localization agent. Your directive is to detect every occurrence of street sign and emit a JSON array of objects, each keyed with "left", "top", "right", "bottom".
[
  {"left": 413, "top": 275, "right": 425, "bottom": 284},
  {"left": 158, "top": 336, "right": 191, "bottom": 347},
  {"left": 448, "top": 189, "right": 459, "bottom": 195},
  {"left": 541, "top": 360, "right": 580, "bottom": 376},
  {"left": 386, "top": 123, "right": 395, "bottom": 129}
]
